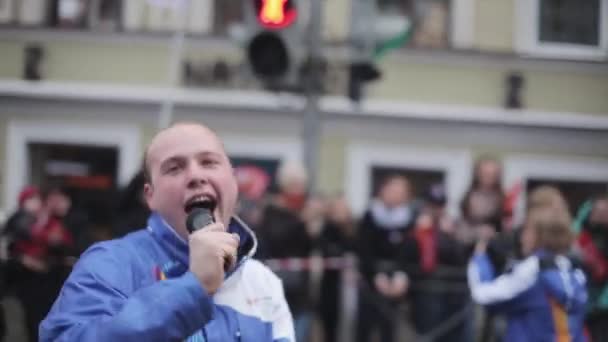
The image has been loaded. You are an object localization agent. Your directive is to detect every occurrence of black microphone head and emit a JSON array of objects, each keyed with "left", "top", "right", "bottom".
[{"left": 186, "top": 207, "right": 214, "bottom": 234}]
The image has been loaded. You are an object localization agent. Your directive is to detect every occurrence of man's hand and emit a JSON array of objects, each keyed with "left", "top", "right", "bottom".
[
  {"left": 374, "top": 273, "right": 391, "bottom": 297},
  {"left": 474, "top": 224, "right": 496, "bottom": 255},
  {"left": 188, "top": 223, "right": 239, "bottom": 294},
  {"left": 388, "top": 271, "right": 409, "bottom": 298},
  {"left": 478, "top": 224, "right": 496, "bottom": 242},
  {"left": 22, "top": 255, "right": 48, "bottom": 273}
]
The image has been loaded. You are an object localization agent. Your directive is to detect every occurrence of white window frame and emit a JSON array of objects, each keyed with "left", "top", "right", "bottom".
[
  {"left": 3, "top": 120, "right": 141, "bottom": 212},
  {"left": 345, "top": 142, "right": 472, "bottom": 217},
  {"left": 503, "top": 154, "right": 608, "bottom": 225},
  {"left": 451, "top": 0, "right": 475, "bottom": 49},
  {"left": 515, "top": 0, "right": 608, "bottom": 61},
  {"left": 373, "top": 0, "right": 464, "bottom": 48}
]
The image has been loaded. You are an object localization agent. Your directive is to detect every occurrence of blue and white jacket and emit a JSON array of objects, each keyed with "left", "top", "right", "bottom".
[
  {"left": 40, "top": 213, "right": 295, "bottom": 342},
  {"left": 468, "top": 250, "right": 588, "bottom": 342}
]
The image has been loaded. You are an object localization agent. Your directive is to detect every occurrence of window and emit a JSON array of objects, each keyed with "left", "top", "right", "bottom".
[
  {"left": 6, "top": 0, "right": 238, "bottom": 36},
  {"left": 503, "top": 154, "right": 608, "bottom": 224},
  {"left": 222, "top": 132, "right": 302, "bottom": 195},
  {"left": 222, "top": 134, "right": 301, "bottom": 224},
  {"left": 231, "top": 156, "right": 280, "bottom": 193},
  {"left": 29, "top": 142, "right": 119, "bottom": 229},
  {"left": 515, "top": 0, "right": 608, "bottom": 60},
  {"left": 4, "top": 120, "right": 141, "bottom": 213},
  {"left": 213, "top": 0, "right": 243, "bottom": 36},
  {"left": 539, "top": 0, "right": 600, "bottom": 46},
  {"left": 375, "top": 0, "right": 451, "bottom": 49}
]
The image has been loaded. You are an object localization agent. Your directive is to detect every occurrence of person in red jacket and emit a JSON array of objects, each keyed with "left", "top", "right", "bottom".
[
  {"left": 574, "top": 195, "right": 608, "bottom": 342},
  {"left": 411, "top": 183, "right": 471, "bottom": 342},
  {"left": 1, "top": 186, "right": 45, "bottom": 342},
  {"left": 10, "top": 186, "right": 74, "bottom": 342}
]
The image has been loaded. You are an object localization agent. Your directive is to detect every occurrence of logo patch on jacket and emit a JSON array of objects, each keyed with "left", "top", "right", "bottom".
[
  {"left": 153, "top": 265, "right": 166, "bottom": 281},
  {"left": 154, "top": 260, "right": 182, "bottom": 280}
]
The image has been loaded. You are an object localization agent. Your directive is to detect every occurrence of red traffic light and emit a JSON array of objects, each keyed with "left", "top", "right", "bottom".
[{"left": 255, "top": 0, "right": 297, "bottom": 30}]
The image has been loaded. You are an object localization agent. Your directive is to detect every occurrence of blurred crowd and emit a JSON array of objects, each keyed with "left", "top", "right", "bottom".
[
  {"left": 0, "top": 186, "right": 77, "bottom": 342},
  {"left": 1, "top": 156, "right": 607, "bottom": 342}
]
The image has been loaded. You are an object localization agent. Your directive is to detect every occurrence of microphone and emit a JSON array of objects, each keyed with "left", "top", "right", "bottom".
[
  {"left": 186, "top": 207, "right": 214, "bottom": 234},
  {"left": 185, "top": 207, "right": 232, "bottom": 272}
]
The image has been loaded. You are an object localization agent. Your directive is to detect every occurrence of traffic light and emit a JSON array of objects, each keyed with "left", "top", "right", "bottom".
[
  {"left": 348, "top": 62, "right": 382, "bottom": 103},
  {"left": 245, "top": 0, "right": 302, "bottom": 86},
  {"left": 255, "top": 0, "right": 297, "bottom": 29}
]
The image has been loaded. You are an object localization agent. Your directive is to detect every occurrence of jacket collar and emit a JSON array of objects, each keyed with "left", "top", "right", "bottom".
[{"left": 146, "top": 212, "right": 258, "bottom": 278}]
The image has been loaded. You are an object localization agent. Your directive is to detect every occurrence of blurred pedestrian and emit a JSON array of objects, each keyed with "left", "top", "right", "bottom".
[
  {"left": 356, "top": 175, "right": 417, "bottom": 342},
  {"left": 318, "top": 195, "right": 356, "bottom": 342},
  {"left": 411, "top": 183, "right": 471, "bottom": 342},
  {"left": 457, "top": 156, "right": 512, "bottom": 271},
  {"left": 1, "top": 185, "right": 44, "bottom": 342},
  {"left": 41, "top": 187, "right": 76, "bottom": 265},
  {"left": 112, "top": 170, "right": 150, "bottom": 238},
  {"left": 460, "top": 156, "right": 505, "bottom": 233},
  {"left": 256, "top": 160, "right": 314, "bottom": 342},
  {"left": 11, "top": 186, "right": 75, "bottom": 342},
  {"left": 234, "top": 164, "right": 270, "bottom": 230},
  {"left": 468, "top": 206, "right": 588, "bottom": 342},
  {"left": 1, "top": 185, "right": 74, "bottom": 342},
  {"left": 476, "top": 185, "right": 571, "bottom": 342},
  {"left": 574, "top": 195, "right": 608, "bottom": 342},
  {"left": 457, "top": 157, "right": 515, "bottom": 342}
]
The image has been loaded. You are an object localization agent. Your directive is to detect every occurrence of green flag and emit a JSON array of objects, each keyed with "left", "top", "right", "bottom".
[{"left": 373, "top": 21, "right": 414, "bottom": 61}]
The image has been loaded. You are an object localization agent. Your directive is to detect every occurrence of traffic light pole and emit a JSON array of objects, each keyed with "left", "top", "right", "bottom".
[
  {"left": 301, "top": 0, "right": 323, "bottom": 193},
  {"left": 158, "top": 1, "right": 188, "bottom": 130}
]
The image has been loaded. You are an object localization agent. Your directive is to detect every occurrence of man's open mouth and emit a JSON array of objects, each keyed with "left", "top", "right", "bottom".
[{"left": 184, "top": 195, "right": 217, "bottom": 215}]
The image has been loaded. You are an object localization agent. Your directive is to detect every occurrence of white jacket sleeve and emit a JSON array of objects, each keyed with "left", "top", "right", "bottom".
[{"left": 468, "top": 253, "right": 540, "bottom": 305}]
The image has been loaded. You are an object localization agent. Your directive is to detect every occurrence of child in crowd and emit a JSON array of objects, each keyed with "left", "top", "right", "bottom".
[{"left": 468, "top": 206, "right": 588, "bottom": 342}]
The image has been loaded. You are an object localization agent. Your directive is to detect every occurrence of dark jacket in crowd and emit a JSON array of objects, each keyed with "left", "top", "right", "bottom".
[
  {"left": 318, "top": 220, "right": 356, "bottom": 342},
  {"left": 112, "top": 171, "right": 150, "bottom": 238},
  {"left": 356, "top": 202, "right": 417, "bottom": 342},
  {"left": 1, "top": 210, "right": 37, "bottom": 290},
  {"left": 256, "top": 203, "right": 313, "bottom": 315},
  {"left": 357, "top": 206, "right": 418, "bottom": 284}
]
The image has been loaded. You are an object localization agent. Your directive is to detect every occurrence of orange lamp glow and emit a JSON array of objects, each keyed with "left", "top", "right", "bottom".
[{"left": 258, "top": 0, "right": 296, "bottom": 29}]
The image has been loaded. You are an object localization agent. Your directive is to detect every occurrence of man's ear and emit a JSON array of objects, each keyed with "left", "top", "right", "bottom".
[{"left": 143, "top": 183, "right": 154, "bottom": 209}]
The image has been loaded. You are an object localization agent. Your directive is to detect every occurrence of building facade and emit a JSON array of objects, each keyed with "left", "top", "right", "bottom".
[{"left": 0, "top": 0, "right": 607, "bottom": 221}]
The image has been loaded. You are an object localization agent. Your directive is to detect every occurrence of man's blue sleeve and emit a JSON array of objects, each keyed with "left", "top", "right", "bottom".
[{"left": 39, "top": 243, "right": 213, "bottom": 341}]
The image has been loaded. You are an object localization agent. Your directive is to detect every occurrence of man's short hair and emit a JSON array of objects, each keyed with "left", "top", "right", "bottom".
[{"left": 141, "top": 121, "right": 225, "bottom": 185}]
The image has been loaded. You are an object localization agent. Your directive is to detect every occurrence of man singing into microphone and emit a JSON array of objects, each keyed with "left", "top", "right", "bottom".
[{"left": 40, "top": 122, "right": 295, "bottom": 341}]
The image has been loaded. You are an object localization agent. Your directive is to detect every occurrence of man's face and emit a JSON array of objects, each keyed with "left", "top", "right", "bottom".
[
  {"left": 520, "top": 224, "right": 537, "bottom": 257},
  {"left": 478, "top": 160, "right": 501, "bottom": 190},
  {"left": 590, "top": 199, "right": 608, "bottom": 226},
  {"left": 144, "top": 124, "right": 238, "bottom": 237},
  {"left": 379, "top": 178, "right": 410, "bottom": 208},
  {"left": 468, "top": 191, "right": 495, "bottom": 221},
  {"left": 23, "top": 195, "right": 42, "bottom": 214},
  {"left": 47, "top": 192, "right": 71, "bottom": 218}
]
